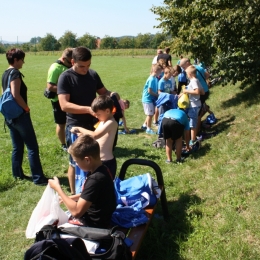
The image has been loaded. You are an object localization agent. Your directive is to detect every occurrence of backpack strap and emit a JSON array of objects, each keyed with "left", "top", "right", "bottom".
[
  {"left": 6, "top": 69, "right": 15, "bottom": 91},
  {"left": 196, "top": 69, "right": 207, "bottom": 84}
]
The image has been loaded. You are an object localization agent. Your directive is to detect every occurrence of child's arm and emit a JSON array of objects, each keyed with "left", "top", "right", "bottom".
[
  {"left": 148, "top": 87, "right": 158, "bottom": 97},
  {"left": 71, "top": 126, "right": 94, "bottom": 136},
  {"left": 121, "top": 112, "right": 129, "bottom": 133},
  {"left": 183, "top": 87, "right": 200, "bottom": 95},
  {"left": 49, "top": 177, "right": 91, "bottom": 218}
]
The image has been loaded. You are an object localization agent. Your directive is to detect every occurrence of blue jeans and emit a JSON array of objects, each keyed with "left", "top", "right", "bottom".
[{"left": 6, "top": 113, "right": 46, "bottom": 183}]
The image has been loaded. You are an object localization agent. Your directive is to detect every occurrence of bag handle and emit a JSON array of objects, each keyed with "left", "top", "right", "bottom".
[{"left": 6, "top": 69, "right": 15, "bottom": 91}]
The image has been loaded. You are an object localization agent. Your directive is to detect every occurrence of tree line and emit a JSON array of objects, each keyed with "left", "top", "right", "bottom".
[
  {"left": 0, "top": 31, "right": 167, "bottom": 53},
  {"left": 151, "top": 0, "right": 260, "bottom": 87}
]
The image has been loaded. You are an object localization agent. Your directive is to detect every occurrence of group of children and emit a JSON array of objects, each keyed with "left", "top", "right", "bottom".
[
  {"left": 141, "top": 56, "right": 208, "bottom": 162},
  {"left": 49, "top": 54, "right": 209, "bottom": 229}
]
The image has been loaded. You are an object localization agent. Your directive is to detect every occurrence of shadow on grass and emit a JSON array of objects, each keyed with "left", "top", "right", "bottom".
[
  {"left": 221, "top": 82, "right": 260, "bottom": 109},
  {"left": 202, "top": 114, "right": 235, "bottom": 135},
  {"left": 136, "top": 193, "right": 202, "bottom": 260},
  {"left": 58, "top": 176, "right": 71, "bottom": 194},
  {"left": 114, "top": 146, "right": 161, "bottom": 160}
]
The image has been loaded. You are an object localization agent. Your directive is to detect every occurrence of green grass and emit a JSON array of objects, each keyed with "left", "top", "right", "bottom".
[{"left": 1, "top": 53, "right": 260, "bottom": 259}]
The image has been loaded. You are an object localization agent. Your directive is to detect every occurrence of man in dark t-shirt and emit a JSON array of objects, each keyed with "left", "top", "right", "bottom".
[
  {"left": 57, "top": 47, "right": 112, "bottom": 195},
  {"left": 157, "top": 47, "right": 172, "bottom": 67},
  {"left": 49, "top": 135, "right": 116, "bottom": 228}
]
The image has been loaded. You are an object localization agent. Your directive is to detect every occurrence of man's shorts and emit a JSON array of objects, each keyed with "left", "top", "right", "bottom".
[
  {"left": 51, "top": 100, "right": 66, "bottom": 125},
  {"left": 162, "top": 117, "right": 184, "bottom": 140},
  {"left": 188, "top": 106, "right": 200, "bottom": 128},
  {"left": 142, "top": 102, "right": 155, "bottom": 116}
]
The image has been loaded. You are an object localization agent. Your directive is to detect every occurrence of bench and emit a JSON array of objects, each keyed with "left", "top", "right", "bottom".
[{"left": 117, "top": 158, "right": 169, "bottom": 259}]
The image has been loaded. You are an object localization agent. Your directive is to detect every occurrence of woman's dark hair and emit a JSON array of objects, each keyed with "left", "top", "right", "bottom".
[
  {"left": 6, "top": 48, "right": 25, "bottom": 65},
  {"left": 72, "top": 46, "right": 92, "bottom": 62}
]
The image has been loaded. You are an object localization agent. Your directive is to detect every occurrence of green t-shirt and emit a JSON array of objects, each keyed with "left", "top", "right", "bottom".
[{"left": 47, "top": 61, "right": 68, "bottom": 102}]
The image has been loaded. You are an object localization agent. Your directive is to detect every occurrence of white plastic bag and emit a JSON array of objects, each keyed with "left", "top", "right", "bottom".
[{"left": 26, "top": 184, "right": 68, "bottom": 238}]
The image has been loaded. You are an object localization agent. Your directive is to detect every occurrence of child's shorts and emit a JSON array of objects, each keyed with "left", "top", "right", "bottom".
[
  {"left": 143, "top": 102, "right": 155, "bottom": 116},
  {"left": 162, "top": 117, "right": 184, "bottom": 140},
  {"left": 188, "top": 106, "right": 200, "bottom": 128}
]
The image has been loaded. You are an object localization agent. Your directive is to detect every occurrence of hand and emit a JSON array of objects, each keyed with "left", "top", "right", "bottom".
[
  {"left": 124, "top": 127, "right": 130, "bottom": 133},
  {"left": 70, "top": 127, "right": 80, "bottom": 134},
  {"left": 48, "top": 177, "right": 60, "bottom": 191}
]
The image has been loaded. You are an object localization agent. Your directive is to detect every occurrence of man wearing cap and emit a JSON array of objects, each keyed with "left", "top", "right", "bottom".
[{"left": 161, "top": 99, "right": 190, "bottom": 163}]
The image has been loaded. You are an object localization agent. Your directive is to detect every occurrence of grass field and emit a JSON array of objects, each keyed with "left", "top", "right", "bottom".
[{"left": 0, "top": 53, "right": 260, "bottom": 259}]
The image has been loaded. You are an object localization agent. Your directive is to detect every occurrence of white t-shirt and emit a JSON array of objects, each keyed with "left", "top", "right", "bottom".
[
  {"left": 152, "top": 56, "right": 158, "bottom": 65},
  {"left": 187, "top": 78, "right": 202, "bottom": 107}
]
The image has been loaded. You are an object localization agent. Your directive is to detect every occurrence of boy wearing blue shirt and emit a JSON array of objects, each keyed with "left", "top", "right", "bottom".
[
  {"left": 158, "top": 67, "right": 173, "bottom": 94},
  {"left": 162, "top": 102, "right": 190, "bottom": 163},
  {"left": 141, "top": 64, "right": 162, "bottom": 134}
]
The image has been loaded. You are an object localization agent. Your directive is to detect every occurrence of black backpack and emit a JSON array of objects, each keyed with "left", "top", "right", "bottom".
[
  {"left": 25, "top": 225, "right": 132, "bottom": 260},
  {"left": 24, "top": 237, "right": 91, "bottom": 260},
  {"left": 60, "top": 226, "right": 132, "bottom": 260}
]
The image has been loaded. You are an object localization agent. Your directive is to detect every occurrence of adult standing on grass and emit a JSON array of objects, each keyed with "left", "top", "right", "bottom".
[
  {"left": 46, "top": 48, "right": 73, "bottom": 152},
  {"left": 157, "top": 47, "right": 172, "bottom": 67},
  {"left": 57, "top": 46, "right": 112, "bottom": 195},
  {"left": 1, "top": 48, "right": 48, "bottom": 185}
]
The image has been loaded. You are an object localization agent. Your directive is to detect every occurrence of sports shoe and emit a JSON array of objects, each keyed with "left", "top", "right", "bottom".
[
  {"left": 141, "top": 125, "right": 147, "bottom": 130},
  {"left": 165, "top": 160, "right": 172, "bottom": 164},
  {"left": 34, "top": 177, "right": 49, "bottom": 186},
  {"left": 146, "top": 129, "right": 156, "bottom": 134},
  {"left": 118, "top": 121, "right": 124, "bottom": 126},
  {"left": 176, "top": 158, "right": 185, "bottom": 164},
  {"left": 61, "top": 144, "right": 67, "bottom": 152},
  {"left": 153, "top": 121, "right": 159, "bottom": 126}
]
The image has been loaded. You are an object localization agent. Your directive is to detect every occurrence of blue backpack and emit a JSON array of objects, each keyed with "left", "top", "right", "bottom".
[{"left": 0, "top": 69, "right": 24, "bottom": 120}]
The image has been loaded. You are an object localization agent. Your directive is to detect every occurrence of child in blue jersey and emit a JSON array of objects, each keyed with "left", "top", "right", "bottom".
[
  {"left": 161, "top": 99, "right": 191, "bottom": 163},
  {"left": 182, "top": 65, "right": 205, "bottom": 145},
  {"left": 158, "top": 66, "right": 173, "bottom": 94},
  {"left": 141, "top": 64, "right": 162, "bottom": 134}
]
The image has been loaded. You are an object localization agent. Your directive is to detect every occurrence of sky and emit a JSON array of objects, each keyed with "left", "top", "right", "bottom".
[{"left": 1, "top": 0, "right": 164, "bottom": 43}]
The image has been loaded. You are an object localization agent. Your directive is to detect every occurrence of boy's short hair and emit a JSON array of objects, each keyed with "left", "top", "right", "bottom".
[
  {"left": 68, "top": 134, "right": 100, "bottom": 160},
  {"left": 122, "top": 99, "right": 130, "bottom": 108},
  {"left": 91, "top": 95, "right": 114, "bottom": 113},
  {"left": 62, "top": 48, "right": 73, "bottom": 60},
  {"left": 152, "top": 64, "right": 163, "bottom": 73},
  {"left": 165, "top": 47, "right": 170, "bottom": 53},
  {"left": 6, "top": 48, "right": 25, "bottom": 65},
  {"left": 186, "top": 65, "right": 197, "bottom": 76},
  {"left": 72, "top": 46, "right": 92, "bottom": 62},
  {"left": 171, "top": 65, "right": 182, "bottom": 74},
  {"left": 157, "top": 58, "right": 166, "bottom": 68}
]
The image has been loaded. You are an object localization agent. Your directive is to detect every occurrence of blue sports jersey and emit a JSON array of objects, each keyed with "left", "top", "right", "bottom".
[
  {"left": 163, "top": 109, "right": 190, "bottom": 130},
  {"left": 142, "top": 75, "right": 158, "bottom": 103}
]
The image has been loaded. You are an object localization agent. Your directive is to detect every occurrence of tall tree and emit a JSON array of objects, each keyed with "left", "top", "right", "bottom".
[
  {"left": 151, "top": 0, "right": 260, "bottom": 87},
  {"left": 40, "top": 33, "right": 60, "bottom": 51},
  {"left": 78, "top": 33, "right": 97, "bottom": 49},
  {"left": 135, "top": 33, "right": 153, "bottom": 48},
  {"left": 118, "top": 36, "right": 135, "bottom": 49},
  {"left": 100, "top": 36, "right": 118, "bottom": 49},
  {"left": 150, "top": 33, "right": 167, "bottom": 49},
  {"left": 59, "top": 31, "right": 78, "bottom": 49}
]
